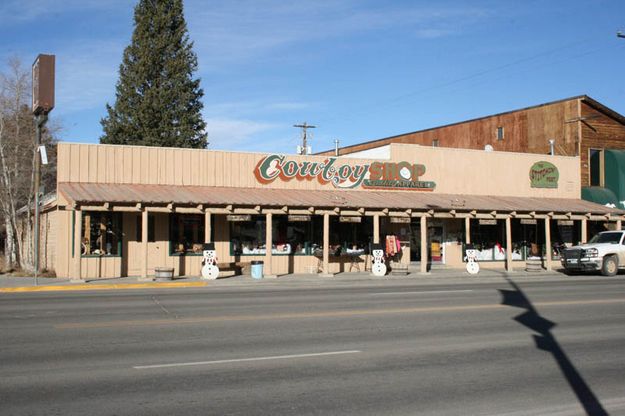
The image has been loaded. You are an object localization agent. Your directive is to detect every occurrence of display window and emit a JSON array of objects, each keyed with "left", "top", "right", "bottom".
[
  {"left": 80, "top": 212, "right": 122, "bottom": 257},
  {"left": 230, "top": 215, "right": 311, "bottom": 255},
  {"left": 170, "top": 214, "right": 205, "bottom": 255},
  {"left": 468, "top": 220, "right": 508, "bottom": 261},
  {"left": 310, "top": 216, "right": 373, "bottom": 256}
]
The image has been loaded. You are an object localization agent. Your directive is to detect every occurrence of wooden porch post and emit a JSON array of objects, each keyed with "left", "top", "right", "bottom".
[
  {"left": 204, "top": 211, "right": 212, "bottom": 243},
  {"left": 264, "top": 212, "right": 274, "bottom": 277},
  {"left": 544, "top": 217, "right": 552, "bottom": 271},
  {"left": 373, "top": 214, "right": 380, "bottom": 244},
  {"left": 322, "top": 213, "right": 332, "bottom": 276},
  {"left": 505, "top": 216, "right": 513, "bottom": 272},
  {"left": 465, "top": 217, "right": 471, "bottom": 245},
  {"left": 581, "top": 218, "right": 587, "bottom": 243},
  {"left": 72, "top": 209, "right": 83, "bottom": 282},
  {"left": 616, "top": 220, "right": 622, "bottom": 231},
  {"left": 141, "top": 209, "right": 149, "bottom": 280},
  {"left": 420, "top": 215, "right": 428, "bottom": 274}
]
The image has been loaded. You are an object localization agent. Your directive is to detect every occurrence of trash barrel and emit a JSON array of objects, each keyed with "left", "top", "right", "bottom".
[{"left": 251, "top": 260, "right": 264, "bottom": 279}]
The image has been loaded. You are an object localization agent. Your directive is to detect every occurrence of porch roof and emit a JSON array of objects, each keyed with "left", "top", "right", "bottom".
[{"left": 58, "top": 182, "right": 624, "bottom": 217}]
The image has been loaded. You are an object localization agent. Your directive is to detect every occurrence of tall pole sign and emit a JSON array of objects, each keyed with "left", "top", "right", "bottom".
[{"left": 32, "top": 54, "right": 55, "bottom": 285}]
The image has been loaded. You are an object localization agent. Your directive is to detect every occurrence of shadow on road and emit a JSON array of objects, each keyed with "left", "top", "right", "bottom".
[{"left": 499, "top": 277, "right": 607, "bottom": 416}]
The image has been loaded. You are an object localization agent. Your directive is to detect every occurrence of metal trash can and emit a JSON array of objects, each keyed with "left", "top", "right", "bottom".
[{"left": 251, "top": 261, "right": 264, "bottom": 279}]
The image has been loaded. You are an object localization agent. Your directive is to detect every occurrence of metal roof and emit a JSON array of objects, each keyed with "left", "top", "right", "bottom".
[{"left": 58, "top": 182, "right": 624, "bottom": 215}]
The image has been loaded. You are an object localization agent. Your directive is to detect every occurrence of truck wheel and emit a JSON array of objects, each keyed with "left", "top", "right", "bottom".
[{"left": 601, "top": 255, "right": 618, "bottom": 276}]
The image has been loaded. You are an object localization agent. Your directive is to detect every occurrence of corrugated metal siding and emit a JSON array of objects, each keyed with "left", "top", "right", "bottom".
[{"left": 58, "top": 182, "right": 623, "bottom": 215}]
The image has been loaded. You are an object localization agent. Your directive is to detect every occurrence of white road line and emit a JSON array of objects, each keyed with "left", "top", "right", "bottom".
[
  {"left": 133, "top": 350, "right": 362, "bottom": 370},
  {"left": 371, "top": 290, "right": 474, "bottom": 296}
]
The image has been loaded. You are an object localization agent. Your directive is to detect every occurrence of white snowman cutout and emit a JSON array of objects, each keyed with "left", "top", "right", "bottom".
[
  {"left": 201, "top": 243, "right": 220, "bottom": 280},
  {"left": 465, "top": 248, "right": 480, "bottom": 275},
  {"left": 371, "top": 247, "right": 387, "bottom": 276}
]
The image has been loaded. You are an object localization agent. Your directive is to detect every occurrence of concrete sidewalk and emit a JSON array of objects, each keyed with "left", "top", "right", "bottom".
[{"left": 0, "top": 266, "right": 598, "bottom": 293}]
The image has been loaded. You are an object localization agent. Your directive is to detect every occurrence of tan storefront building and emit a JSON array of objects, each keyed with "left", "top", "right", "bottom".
[{"left": 42, "top": 142, "right": 624, "bottom": 280}]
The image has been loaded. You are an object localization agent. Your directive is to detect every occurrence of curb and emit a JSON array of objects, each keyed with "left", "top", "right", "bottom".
[{"left": 0, "top": 281, "right": 208, "bottom": 293}]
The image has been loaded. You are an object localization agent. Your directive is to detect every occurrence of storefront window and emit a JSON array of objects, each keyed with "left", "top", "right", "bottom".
[
  {"left": 230, "top": 215, "right": 311, "bottom": 255},
  {"left": 309, "top": 216, "right": 372, "bottom": 256},
  {"left": 170, "top": 214, "right": 205, "bottom": 255},
  {"left": 469, "top": 220, "right": 507, "bottom": 261},
  {"left": 81, "top": 212, "right": 122, "bottom": 256}
]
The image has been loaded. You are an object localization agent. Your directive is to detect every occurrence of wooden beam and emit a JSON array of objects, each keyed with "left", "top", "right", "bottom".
[
  {"left": 340, "top": 210, "right": 363, "bottom": 216},
  {"left": 262, "top": 208, "right": 288, "bottom": 214},
  {"left": 315, "top": 209, "right": 339, "bottom": 215},
  {"left": 389, "top": 211, "right": 410, "bottom": 217},
  {"left": 365, "top": 210, "right": 388, "bottom": 217},
  {"left": 206, "top": 208, "right": 233, "bottom": 214},
  {"left": 79, "top": 205, "right": 109, "bottom": 212},
  {"left": 515, "top": 214, "right": 532, "bottom": 219},
  {"left": 146, "top": 206, "right": 173, "bottom": 213},
  {"left": 112, "top": 206, "right": 141, "bottom": 212},
  {"left": 289, "top": 209, "right": 315, "bottom": 215},
  {"left": 233, "top": 207, "right": 260, "bottom": 214},
  {"left": 551, "top": 215, "right": 569, "bottom": 220}
]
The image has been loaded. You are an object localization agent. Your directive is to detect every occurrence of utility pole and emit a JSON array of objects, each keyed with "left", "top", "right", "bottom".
[
  {"left": 294, "top": 122, "right": 316, "bottom": 155},
  {"left": 32, "top": 54, "right": 55, "bottom": 286}
]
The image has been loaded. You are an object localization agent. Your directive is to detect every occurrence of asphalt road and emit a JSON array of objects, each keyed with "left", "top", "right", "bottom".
[{"left": 1, "top": 277, "right": 625, "bottom": 416}]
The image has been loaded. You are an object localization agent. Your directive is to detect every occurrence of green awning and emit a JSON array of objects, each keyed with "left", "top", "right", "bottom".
[
  {"left": 582, "top": 186, "right": 620, "bottom": 208},
  {"left": 605, "top": 149, "right": 625, "bottom": 209}
]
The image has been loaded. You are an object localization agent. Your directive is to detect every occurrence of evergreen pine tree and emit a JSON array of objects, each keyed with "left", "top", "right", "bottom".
[{"left": 100, "top": 0, "right": 207, "bottom": 148}]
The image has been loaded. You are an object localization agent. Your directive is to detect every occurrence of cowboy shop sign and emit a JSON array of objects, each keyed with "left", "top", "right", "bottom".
[{"left": 254, "top": 154, "right": 436, "bottom": 190}]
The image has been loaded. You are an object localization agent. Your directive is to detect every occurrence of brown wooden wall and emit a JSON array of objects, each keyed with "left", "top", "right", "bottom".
[
  {"left": 327, "top": 97, "right": 625, "bottom": 189},
  {"left": 579, "top": 102, "right": 625, "bottom": 187},
  {"left": 321, "top": 99, "right": 581, "bottom": 157}
]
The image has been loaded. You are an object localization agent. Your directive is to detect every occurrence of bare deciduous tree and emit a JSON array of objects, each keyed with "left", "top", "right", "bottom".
[{"left": 0, "top": 57, "right": 58, "bottom": 272}]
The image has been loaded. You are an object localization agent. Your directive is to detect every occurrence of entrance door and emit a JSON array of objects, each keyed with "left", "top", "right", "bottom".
[
  {"left": 409, "top": 221, "right": 445, "bottom": 264},
  {"left": 125, "top": 213, "right": 167, "bottom": 276}
]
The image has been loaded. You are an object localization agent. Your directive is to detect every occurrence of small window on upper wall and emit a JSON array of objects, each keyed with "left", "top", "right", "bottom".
[
  {"left": 496, "top": 127, "right": 504, "bottom": 141},
  {"left": 432, "top": 139, "right": 439, "bottom": 147},
  {"left": 589, "top": 148, "right": 603, "bottom": 187}
]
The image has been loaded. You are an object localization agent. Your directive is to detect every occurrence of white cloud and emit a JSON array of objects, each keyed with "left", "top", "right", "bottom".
[{"left": 204, "top": 117, "right": 279, "bottom": 149}]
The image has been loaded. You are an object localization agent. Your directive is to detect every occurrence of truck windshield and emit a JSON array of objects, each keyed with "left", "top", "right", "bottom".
[{"left": 588, "top": 232, "right": 622, "bottom": 244}]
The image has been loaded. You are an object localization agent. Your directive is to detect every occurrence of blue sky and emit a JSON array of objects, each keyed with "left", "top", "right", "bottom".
[{"left": 2, "top": 0, "right": 624, "bottom": 153}]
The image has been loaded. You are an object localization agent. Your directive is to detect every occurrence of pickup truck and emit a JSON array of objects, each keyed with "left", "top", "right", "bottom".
[{"left": 561, "top": 231, "right": 625, "bottom": 276}]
